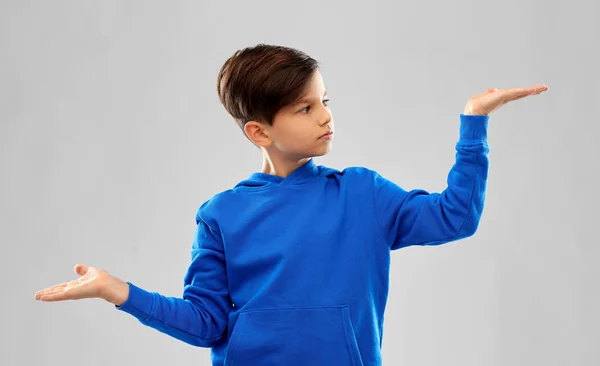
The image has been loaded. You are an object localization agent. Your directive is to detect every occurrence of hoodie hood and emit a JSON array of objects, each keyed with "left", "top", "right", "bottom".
[{"left": 233, "top": 159, "right": 339, "bottom": 189}]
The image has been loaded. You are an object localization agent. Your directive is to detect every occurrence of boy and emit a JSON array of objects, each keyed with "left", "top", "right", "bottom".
[{"left": 34, "top": 44, "right": 548, "bottom": 365}]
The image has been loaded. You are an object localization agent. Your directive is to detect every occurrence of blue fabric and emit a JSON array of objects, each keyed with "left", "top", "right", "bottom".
[{"left": 116, "top": 114, "right": 490, "bottom": 365}]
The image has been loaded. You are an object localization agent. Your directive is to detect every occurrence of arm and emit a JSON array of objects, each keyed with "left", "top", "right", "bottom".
[
  {"left": 115, "top": 211, "right": 231, "bottom": 347},
  {"left": 373, "top": 114, "right": 489, "bottom": 250}
]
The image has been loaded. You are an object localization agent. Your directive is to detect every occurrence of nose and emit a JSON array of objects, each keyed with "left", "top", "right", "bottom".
[{"left": 319, "top": 105, "right": 333, "bottom": 127}]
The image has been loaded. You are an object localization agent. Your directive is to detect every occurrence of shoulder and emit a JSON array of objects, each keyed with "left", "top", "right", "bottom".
[
  {"left": 194, "top": 188, "right": 236, "bottom": 227},
  {"left": 321, "top": 164, "right": 379, "bottom": 182},
  {"left": 323, "top": 164, "right": 405, "bottom": 194},
  {"left": 340, "top": 165, "right": 377, "bottom": 176},
  {"left": 314, "top": 164, "right": 383, "bottom": 194}
]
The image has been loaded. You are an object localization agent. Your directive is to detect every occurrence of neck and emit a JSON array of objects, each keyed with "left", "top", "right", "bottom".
[{"left": 261, "top": 152, "right": 310, "bottom": 178}]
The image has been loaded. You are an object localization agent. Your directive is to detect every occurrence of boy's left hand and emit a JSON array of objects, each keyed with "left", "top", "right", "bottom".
[{"left": 464, "top": 84, "right": 549, "bottom": 116}]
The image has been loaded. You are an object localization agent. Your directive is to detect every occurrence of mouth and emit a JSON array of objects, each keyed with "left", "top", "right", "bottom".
[{"left": 319, "top": 131, "right": 333, "bottom": 140}]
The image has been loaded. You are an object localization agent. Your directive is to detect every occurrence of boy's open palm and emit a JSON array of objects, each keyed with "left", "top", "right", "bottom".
[
  {"left": 464, "top": 84, "right": 549, "bottom": 116},
  {"left": 34, "top": 264, "right": 119, "bottom": 303}
]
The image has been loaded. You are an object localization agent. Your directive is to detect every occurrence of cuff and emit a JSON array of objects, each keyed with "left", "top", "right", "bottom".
[
  {"left": 114, "top": 282, "right": 155, "bottom": 321},
  {"left": 458, "top": 114, "right": 489, "bottom": 144}
]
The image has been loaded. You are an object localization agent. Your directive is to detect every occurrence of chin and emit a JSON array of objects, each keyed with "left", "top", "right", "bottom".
[
  {"left": 312, "top": 146, "right": 333, "bottom": 157},
  {"left": 293, "top": 143, "right": 333, "bottom": 159}
]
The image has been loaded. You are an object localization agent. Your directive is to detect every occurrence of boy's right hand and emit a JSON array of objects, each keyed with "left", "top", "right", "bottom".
[{"left": 34, "top": 264, "right": 130, "bottom": 306}]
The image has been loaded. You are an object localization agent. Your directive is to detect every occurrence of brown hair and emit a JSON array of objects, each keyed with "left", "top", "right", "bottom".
[{"left": 216, "top": 44, "right": 320, "bottom": 135}]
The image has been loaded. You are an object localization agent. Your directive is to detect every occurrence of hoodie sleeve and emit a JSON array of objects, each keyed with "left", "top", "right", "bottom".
[
  {"left": 373, "top": 114, "right": 490, "bottom": 250},
  {"left": 115, "top": 208, "right": 231, "bottom": 347}
]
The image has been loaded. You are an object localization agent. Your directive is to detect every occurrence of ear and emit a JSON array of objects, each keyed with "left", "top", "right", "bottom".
[{"left": 244, "top": 121, "right": 271, "bottom": 147}]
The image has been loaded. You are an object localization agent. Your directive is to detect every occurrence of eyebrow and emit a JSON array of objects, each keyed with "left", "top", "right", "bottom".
[{"left": 293, "top": 90, "right": 328, "bottom": 106}]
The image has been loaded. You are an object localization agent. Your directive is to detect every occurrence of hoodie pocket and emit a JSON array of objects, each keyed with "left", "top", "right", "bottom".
[{"left": 224, "top": 305, "right": 364, "bottom": 366}]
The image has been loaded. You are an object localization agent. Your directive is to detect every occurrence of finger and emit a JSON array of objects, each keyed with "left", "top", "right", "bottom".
[
  {"left": 504, "top": 84, "right": 548, "bottom": 101},
  {"left": 34, "top": 279, "right": 82, "bottom": 299},
  {"left": 38, "top": 288, "right": 73, "bottom": 302},
  {"left": 534, "top": 84, "right": 549, "bottom": 94},
  {"left": 74, "top": 264, "right": 89, "bottom": 276},
  {"left": 35, "top": 285, "right": 70, "bottom": 301},
  {"left": 35, "top": 282, "right": 68, "bottom": 296},
  {"left": 34, "top": 286, "right": 66, "bottom": 300},
  {"left": 38, "top": 281, "right": 89, "bottom": 301},
  {"left": 503, "top": 88, "right": 529, "bottom": 101}
]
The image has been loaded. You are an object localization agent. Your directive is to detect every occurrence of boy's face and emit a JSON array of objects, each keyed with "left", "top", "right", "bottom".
[{"left": 262, "top": 70, "right": 334, "bottom": 159}]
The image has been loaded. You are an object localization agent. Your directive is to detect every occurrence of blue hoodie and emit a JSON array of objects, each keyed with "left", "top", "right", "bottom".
[{"left": 116, "top": 114, "right": 490, "bottom": 365}]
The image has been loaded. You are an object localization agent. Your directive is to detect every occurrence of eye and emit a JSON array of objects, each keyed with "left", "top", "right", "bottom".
[{"left": 298, "top": 99, "right": 331, "bottom": 114}]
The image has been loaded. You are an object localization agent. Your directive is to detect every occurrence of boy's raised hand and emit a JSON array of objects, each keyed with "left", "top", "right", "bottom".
[
  {"left": 464, "top": 84, "right": 549, "bottom": 116},
  {"left": 34, "top": 264, "right": 130, "bottom": 306}
]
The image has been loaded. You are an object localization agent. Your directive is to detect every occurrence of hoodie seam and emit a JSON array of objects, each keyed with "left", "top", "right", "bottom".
[{"left": 233, "top": 177, "right": 332, "bottom": 192}]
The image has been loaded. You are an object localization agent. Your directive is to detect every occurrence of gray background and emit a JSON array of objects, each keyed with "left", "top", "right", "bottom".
[{"left": 2, "top": 0, "right": 598, "bottom": 365}]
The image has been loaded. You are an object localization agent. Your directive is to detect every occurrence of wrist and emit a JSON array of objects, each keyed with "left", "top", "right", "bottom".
[
  {"left": 463, "top": 108, "right": 488, "bottom": 116},
  {"left": 101, "top": 275, "right": 130, "bottom": 306}
]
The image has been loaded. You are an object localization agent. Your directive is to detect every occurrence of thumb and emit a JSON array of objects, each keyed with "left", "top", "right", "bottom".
[
  {"left": 486, "top": 88, "right": 498, "bottom": 93},
  {"left": 74, "top": 264, "right": 89, "bottom": 276}
]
